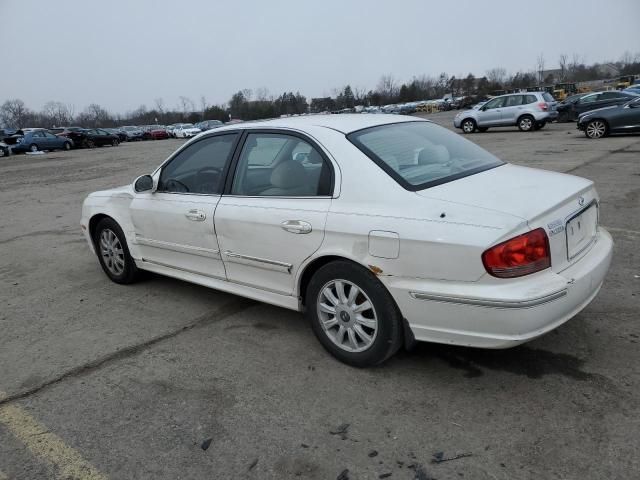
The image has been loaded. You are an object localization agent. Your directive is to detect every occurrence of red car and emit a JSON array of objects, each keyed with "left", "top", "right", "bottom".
[{"left": 142, "top": 125, "right": 169, "bottom": 140}]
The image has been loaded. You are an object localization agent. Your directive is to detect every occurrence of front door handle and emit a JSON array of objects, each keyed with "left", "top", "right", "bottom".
[
  {"left": 185, "top": 209, "right": 206, "bottom": 221},
  {"left": 281, "top": 220, "right": 312, "bottom": 234}
]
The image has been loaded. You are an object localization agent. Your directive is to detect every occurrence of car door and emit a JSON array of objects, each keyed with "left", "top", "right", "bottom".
[
  {"left": 575, "top": 93, "right": 602, "bottom": 116},
  {"left": 129, "top": 132, "right": 240, "bottom": 278},
  {"left": 42, "top": 131, "right": 59, "bottom": 149},
  {"left": 609, "top": 97, "right": 640, "bottom": 132},
  {"left": 215, "top": 130, "right": 334, "bottom": 295},
  {"left": 500, "top": 95, "right": 524, "bottom": 125},
  {"left": 30, "top": 130, "right": 47, "bottom": 149},
  {"left": 477, "top": 96, "right": 506, "bottom": 126}
]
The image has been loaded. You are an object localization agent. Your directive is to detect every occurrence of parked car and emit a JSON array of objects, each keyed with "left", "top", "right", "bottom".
[
  {"left": 0, "top": 141, "right": 10, "bottom": 157},
  {"left": 8, "top": 128, "right": 74, "bottom": 153},
  {"left": 555, "top": 94, "right": 589, "bottom": 122},
  {"left": 556, "top": 91, "right": 636, "bottom": 122},
  {"left": 49, "top": 126, "right": 90, "bottom": 148},
  {"left": 577, "top": 96, "right": 640, "bottom": 139},
  {"left": 142, "top": 125, "right": 169, "bottom": 140},
  {"left": 83, "top": 128, "right": 120, "bottom": 147},
  {"left": 81, "top": 114, "right": 612, "bottom": 366},
  {"left": 104, "top": 128, "right": 128, "bottom": 143},
  {"left": 1, "top": 128, "right": 18, "bottom": 141},
  {"left": 121, "top": 126, "right": 144, "bottom": 141},
  {"left": 173, "top": 124, "right": 201, "bottom": 138},
  {"left": 454, "top": 92, "right": 558, "bottom": 133},
  {"left": 196, "top": 120, "right": 224, "bottom": 131},
  {"left": 166, "top": 124, "right": 179, "bottom": 137}
]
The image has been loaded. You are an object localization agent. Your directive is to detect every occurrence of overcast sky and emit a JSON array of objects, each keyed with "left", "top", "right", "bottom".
[{"left": 2, "top": 0, "right": 639, "bottom": 114}]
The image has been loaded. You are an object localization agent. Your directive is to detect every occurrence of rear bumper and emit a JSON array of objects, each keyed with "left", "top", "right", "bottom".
[{"left": 383, "top": 228, "right": 613, "bottom": 348}]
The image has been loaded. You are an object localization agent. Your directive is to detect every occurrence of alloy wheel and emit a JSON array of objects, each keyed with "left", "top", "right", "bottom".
[
  {"left": 99, "top": 228, "right": 125, "bottom": 276},
  {"left": 586, "top": 120, "right": 606, "bottom": 139},
  {"left": 462, "top": 120, "right": 475, "bottom": 133},
  {"left": 317, "top": 279, "right": 378, "bottom": 353},
  {"left": 519, "top": 117, "right": 533, "bottom": 131}
]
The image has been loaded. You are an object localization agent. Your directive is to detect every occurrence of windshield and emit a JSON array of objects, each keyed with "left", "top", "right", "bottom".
[
  {"left": 182, "top": 124, "right": 194, "bottom": 128},
  {"left": 348, "top": 121, "right": 504, "bottom": 191}
]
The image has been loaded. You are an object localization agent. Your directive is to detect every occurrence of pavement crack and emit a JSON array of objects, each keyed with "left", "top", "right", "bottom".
[
  {"left": 0, "top": 298, "right": 255, "bottom": 406},
  {"left": 562, "top": 139, "right": 640, "bottom": 174}
]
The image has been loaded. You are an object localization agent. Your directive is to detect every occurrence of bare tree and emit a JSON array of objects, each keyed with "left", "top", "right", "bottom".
[
  {"left": 559, "top": 53, "right": 568, "bottom": 82},
  {"left": 0, "top": 99, "right": 30, "bottom": 127},
  {"left": 486, "top": 68, "right": 506, "bottom": 85},
  {"left": 42, "top": 101, "right": 75, "bottom": 127},
  {"left": 376, "top": 74, "right": 398, "bottom": 102},
  {"left": 620, "top": 51, "right": 634, "bottom": 66},
  {"left": 154, "top": 98, "right": 164, "bottom": 114},
  {"left": 255, "top": 87, "right": 270, "bottom": 101},
  {"left": 178, "top": 96, "right": 195, "bottom": 115}
]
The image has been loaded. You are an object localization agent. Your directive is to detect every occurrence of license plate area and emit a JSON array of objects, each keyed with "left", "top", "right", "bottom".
[{"left": 566, "top": 203, "right": 598, "bottom": 260}]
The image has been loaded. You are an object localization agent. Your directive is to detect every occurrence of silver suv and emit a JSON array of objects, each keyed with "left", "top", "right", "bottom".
[{"left": 454, "top": 92, "right": 558, "bottom": 133}]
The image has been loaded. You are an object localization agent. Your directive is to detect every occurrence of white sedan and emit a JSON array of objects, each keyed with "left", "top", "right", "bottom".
[
  {"left": 81, "top": 114, "right": 612, "bottom": 366},
  {"left": 173, "top": 124, "right": 202, "bottom": 138}
]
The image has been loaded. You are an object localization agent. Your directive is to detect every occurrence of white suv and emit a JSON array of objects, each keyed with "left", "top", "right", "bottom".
[{"left": 454, "top": 92, "right": 558, "bottom": 133}]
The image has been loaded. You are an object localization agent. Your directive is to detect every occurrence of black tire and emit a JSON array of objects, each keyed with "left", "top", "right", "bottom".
[
  {"left": 63, "top": 141, "right": 71, "bottom": 151},
  {"left": 93, "top": 217, "right": 140, "bottom": 284},
  {"left": 0, "top": 147, "right": 7, "bottom": 157},
  {"left": 29, "top": 143, "right": 39, "bottom": 153},
  {"left": 306, "top": 261, "right": 403, "bottom": 367},
  {"left": 517, "top": 115, "right": 535, "bottom": 132},
  {"left": 557, "top": 111, "right": 569, "bottom": 123},
  {"left": 533, "top": 121, "right": 546, "bottom": 131},
  {"left": 112, "top": 139, "right": 119, "bottom": 146},
  {"left": 460, "top": 118, "right": 476, "bottom": 134},
  {"left": 477, "top": 127, "right": 488, "bottom": 133},
  {"left": 86, "top": 139, "right": 96, "bottom": 149}
]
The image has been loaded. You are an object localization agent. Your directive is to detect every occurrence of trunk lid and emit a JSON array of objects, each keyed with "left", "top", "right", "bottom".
[{"left": 416, "top": 164, "right": 598, "bottom": 273}]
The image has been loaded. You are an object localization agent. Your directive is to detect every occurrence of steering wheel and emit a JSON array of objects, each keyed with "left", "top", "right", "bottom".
[
  {"left": 196, "top": 166, "right": 222, "bottom": 194},
  {"left": 163, "top": 178, "right": 189, "bottom": 193}
]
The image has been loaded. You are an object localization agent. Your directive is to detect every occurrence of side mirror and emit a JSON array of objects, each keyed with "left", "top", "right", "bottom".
[{"left": 134, "top": 174, "right": 154, "bottom": 193}]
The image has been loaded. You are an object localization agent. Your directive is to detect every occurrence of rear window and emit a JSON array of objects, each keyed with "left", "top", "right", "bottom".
[
  {"left": 348, "top": 121, "right": 503, "bottom": 191},
  {"left": 525, "top": 95, "right": 537, "bottom": 104},
  {"left": 542, "top": 93, "right": 555, "bottom": 102}
]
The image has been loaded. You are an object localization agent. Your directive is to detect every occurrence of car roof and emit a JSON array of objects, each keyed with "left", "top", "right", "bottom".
[{"left": 213, "top": 113, "right": 425, "bottom": 135}]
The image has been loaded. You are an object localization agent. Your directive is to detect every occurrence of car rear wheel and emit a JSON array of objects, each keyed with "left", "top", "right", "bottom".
[
  {"left": 86, "top": 139, "right": 96, "bottom": 149},
  {"left": 29, "top": 144, "right": 39, "bottom": 153},
  {"left": 0, "top": 147, "right": 7, "bottom": 157},
  {"left": 517, "top": 115, "right": 535, "bottom": 132},
  {"left": 534, "top": 121, "right": 546, "bottom": 130},
  {"left": 558, "top": 111, "right": 569, "bottom": 122},
  {"left": 112, "top": 139, "right": 119, "bottom": 146},
  {"left": 94, "top": 218, "right": 139, "bottom": 284},
  {"left": 306, "top": 261, "right": 403, "bottom": 367},
  {"left": 63, "top": 142, "right": 71, "bottom": 151},
  {"left": 585, "top": 119, "right": 608, "bottom": 139},
  {"left": 461, "top": 119, "right": 476, "bottom": 134}
]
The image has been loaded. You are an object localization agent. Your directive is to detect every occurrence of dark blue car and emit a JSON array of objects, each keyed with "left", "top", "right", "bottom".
[{"left": 10, "top": 128, "right": 74, "bottom": 153}]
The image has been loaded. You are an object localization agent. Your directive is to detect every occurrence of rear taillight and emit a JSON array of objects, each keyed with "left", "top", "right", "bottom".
[
  {"left": 482, "top": 228, "right": 551, "bottom": 278},
  {"left": 538, "top": 102, "right": 548, "bottom": 111}
]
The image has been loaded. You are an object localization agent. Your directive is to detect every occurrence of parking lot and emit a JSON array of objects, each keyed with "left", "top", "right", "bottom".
[{"left": 0, "top": 111, "right": 639, "bottom": 479}]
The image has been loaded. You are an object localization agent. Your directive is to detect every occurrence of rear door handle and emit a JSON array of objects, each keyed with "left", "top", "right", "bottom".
[
  {"left": 281, "top": 220, "right": 312, "bottom": 234},
  {"left": 185, "top": 209, "right": 206, "bottom": 221}
]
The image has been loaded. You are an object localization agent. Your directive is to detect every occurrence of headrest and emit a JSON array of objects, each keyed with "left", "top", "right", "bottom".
[
  {"left": 270, "top": 161, "right": 307, "bottom": 189},
  {"left": 418, "top": 145, "right": 450, "bottom": 165}
]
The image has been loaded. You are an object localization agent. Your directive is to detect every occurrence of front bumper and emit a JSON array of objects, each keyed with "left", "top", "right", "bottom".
[{"left": 383, "top": 228, "right": 613, "bottom": 348}]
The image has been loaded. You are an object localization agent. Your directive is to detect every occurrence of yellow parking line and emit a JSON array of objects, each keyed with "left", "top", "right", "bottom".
[{"left": 0, "top": 396, "right": 107, "bottom": 480}]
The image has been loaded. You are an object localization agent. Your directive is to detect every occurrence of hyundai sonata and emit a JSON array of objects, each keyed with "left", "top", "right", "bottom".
[{"left": 81, "top": 115, "right": 612, "bottom": 366}]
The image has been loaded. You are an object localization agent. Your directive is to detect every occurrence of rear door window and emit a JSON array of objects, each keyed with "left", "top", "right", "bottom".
[
  {"left": 505, "top": 95, "right": 523, "bottom": 107},
  {"left": 525, "top": 95, "right": 538, "bottom": 104}
]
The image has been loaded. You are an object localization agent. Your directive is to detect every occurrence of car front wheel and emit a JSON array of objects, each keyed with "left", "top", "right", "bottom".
[
  {"left": 63, "top": 141, "right": 71, "bottom": 150},
  {"left": 461, "top": 118, "right": 476, "bottom": 134},
  {"left": 306, "top": 261, "right": 403, "bottom": 367},
  {"left": 585, "top": 119, "right": 608, "bottom": 139},
  {"left": 517, "top": 115, "right": 535, "bottom": 132},
  {"left": 94, "top": 218, "right": 140, "bottom": 284}
]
